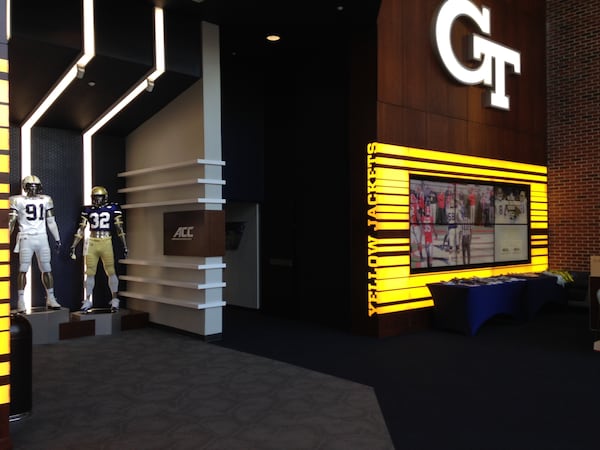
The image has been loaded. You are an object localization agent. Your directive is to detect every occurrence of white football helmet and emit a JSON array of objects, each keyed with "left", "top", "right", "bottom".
[{"left": 22, "top": 175, "right": 42, "bottom": 196}]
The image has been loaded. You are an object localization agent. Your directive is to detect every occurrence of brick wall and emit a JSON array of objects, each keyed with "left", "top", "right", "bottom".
[{"left": 547, "top": 0, "right": 600, "bottom": 272}]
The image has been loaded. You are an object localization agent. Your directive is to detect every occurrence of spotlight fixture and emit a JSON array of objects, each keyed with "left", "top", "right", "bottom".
[
  {"left": 266, "top": 34, "right": 281, "bottom": 42},
  {"left": 76, "top": 64, "right": 86, "bottom": 79},
  {"left": 146, "top": 79, "right": 155, "bottom": 92}
]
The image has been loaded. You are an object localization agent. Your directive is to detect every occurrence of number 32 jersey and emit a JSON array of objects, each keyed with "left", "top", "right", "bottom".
[
  {"left": 9, "top": 194, "right": 55, "bottom": 235},
  {"left": 80, "top": 203, "right": 123, "bottom": 233}
]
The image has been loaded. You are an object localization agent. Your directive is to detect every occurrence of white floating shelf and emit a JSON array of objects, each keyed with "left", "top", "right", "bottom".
[
  {"left": 120, "top": 290, "right": 226, "bottom": 310},
  {"left": 121, "top": 198, "right": 226, "bottom": 209},
  {"left": 119, "top": 258, "right": 226, "bottom": 270},
  {"left": 118, "top": 178, "right": 225, "bottom": 193},
  {"left": 120, "top": 275, "right": 225, "bottom": 290},
  {"left": 118, "top": 159, "right": 225, "bottom": 177}
]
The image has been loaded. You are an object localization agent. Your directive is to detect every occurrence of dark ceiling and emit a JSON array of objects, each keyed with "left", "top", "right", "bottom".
[{"left": 9, "top": 0, "right": 380, "bottom": 136}]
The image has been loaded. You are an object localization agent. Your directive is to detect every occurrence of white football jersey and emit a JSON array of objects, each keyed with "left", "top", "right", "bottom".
[{"left": 9, "top": 194, "right": 55, "bottom": 235}]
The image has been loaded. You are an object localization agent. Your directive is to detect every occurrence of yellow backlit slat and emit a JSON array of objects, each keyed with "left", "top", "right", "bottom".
[
  {"left": 371, "top": 300, "right": 435, "bottom": 315},
  {"left": 0, "top": 362, "right": 9, "bottom": 377},
  {"left": 0, "top": 79, "right": 7, "bottom": 103},
  {"left": 0, "top": 281, "right": 8, "bottom": 298},
  {"left": 367, "top": 222, "right": 409, "bottom": 231},
  {"left": 0, "top": 128, "right": 8, "bottom": 149},
  {"left": 0, "top": 331, "right": 8, "bottom": 355}
]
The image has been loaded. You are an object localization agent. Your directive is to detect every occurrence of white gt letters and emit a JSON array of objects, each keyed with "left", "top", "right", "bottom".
[{"left": 432, "top": 0, "right": 521, "bottom": 110}]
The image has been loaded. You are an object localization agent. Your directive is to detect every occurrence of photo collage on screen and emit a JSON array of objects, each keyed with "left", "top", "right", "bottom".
[{"left": 409, "top": 175, "right": 530, "bottom": 272}]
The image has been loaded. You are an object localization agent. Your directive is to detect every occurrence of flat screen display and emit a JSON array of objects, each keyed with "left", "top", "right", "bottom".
[{"left": 409, "top": 175, "right": 530, "bottom": 273}]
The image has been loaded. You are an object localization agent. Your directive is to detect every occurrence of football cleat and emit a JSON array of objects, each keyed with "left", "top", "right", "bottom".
[
  {"left": 81, "top": 299, "right": 93, "bottom": 312},
  {"left": 47, "top": 297, "right": 61, "bottom": 309},
  {"left": 110, "top": 298, "right": 120, "bottom": 312}
]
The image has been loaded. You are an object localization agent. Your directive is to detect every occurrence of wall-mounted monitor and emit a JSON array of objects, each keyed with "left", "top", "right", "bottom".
[{"left": 409, "top": 175, "right": 530, "bottom": 273}]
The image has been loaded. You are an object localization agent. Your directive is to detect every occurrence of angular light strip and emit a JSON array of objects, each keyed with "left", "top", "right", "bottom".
[
  {"left": 19, "top": 0, "right": 95, "bottom": 312},
  {"left": 81, "top": 7, "right": 165, "bottom": 301}
]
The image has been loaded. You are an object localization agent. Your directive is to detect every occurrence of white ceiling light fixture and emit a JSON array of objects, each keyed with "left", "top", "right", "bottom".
[{"left": 266, "top": 34, "right": 280, "bottom": 42}]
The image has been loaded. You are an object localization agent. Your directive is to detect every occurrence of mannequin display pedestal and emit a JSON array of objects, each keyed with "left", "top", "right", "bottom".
[
  {"left": 14, "top": 307, "right": 148, "bottom": 343},
  {"left": 24, "top": 307, "right": 70, "bottom": 345},
  {"left": 70, "top": 309, "right": 121, "bottom": 336}
]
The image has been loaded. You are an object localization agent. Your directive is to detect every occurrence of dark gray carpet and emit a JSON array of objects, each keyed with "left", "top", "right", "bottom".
[
  {"left": 214, "top": 305, "right": 600, "bottom": 450},
  {"left": 9, "top": 326, "right": 394, "bottom": 450},
  {"left": 9, "top": 303, "right": 600, "bottom": 450}
]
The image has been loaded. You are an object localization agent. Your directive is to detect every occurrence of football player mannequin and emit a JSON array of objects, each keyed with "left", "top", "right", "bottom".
[
  {"left": 9, "top": 175, "right": 62, "bottom": 313},
  {"left": 69, "top": 186, "right": 128, "bottom": 312}
]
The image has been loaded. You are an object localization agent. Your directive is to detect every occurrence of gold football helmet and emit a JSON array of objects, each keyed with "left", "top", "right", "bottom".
[
  {"left": 22, "top": 175, "right": 42, "bottom": 196},
  {"left": 91, "top": 186, "right": 108, "bottom": 207}
]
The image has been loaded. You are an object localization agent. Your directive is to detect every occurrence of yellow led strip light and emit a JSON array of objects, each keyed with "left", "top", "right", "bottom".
[
  {"left": 367, "top": 143, "right": 548, "bottom": 317},
  {"left": 0, "top": 18, "right": 10, "bottom": 408}
]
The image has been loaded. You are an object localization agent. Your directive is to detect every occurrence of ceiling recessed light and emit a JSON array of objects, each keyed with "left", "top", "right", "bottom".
[
  {"left": 88, "top": 81, "right": 96, "bottom": 87},
  {"left": 266, "top": 34, "right": 280, "bottom": 42}
]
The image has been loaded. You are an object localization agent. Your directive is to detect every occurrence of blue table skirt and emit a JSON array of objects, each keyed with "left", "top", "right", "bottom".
[
  {"left": 429, "top": 280, "right": 528, "bottom": 336},
  {"left": 518, "top": 274, "right": 567, "bottom": 319}
]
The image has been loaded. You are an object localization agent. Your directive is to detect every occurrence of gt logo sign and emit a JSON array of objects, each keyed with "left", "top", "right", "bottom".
[
  {"left": 172, "top": 226, "right": 194, "bottom": 240},
  {"left": 432, "top": 0, "right": 521, "bottom": 110}
]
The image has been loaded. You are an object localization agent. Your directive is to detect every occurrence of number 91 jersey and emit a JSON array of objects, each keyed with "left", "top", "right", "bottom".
[
  {"left": 81, "top": 202, "right": 123, "bottom": 232},
  {"left": 9, "top": 194, "right": 54, "bottom": 235}
]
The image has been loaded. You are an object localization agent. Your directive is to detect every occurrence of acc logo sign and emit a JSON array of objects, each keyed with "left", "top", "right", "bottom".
[
  {"left": 432, "top": 0, "right": 521, "bottom": 110},
  {"left": 172, "top": 226, "right": 194, "bottom": 240}
]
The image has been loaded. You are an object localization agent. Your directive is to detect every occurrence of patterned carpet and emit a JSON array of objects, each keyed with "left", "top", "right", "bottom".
[{"left": 9, "top": 326, "right": 394, "bottom": 450}]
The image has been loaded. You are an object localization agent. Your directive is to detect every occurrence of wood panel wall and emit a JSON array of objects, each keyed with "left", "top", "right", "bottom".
[{"left": 376, "top": 0, "right": 546, "bottom": 165}]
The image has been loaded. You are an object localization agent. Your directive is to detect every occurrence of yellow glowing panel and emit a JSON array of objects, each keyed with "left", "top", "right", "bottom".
[
  {"left": 0, "top": 384, "right": 8, "bottom": 405},
  {"left": 0, "top": 362, "right": 9, "bottom": 377},
  {"left": 0, "top": 182, "right": 8, "bottom": 193},
  {"left": 0, "top": 229, "right": 7, "bottom": 244},
  {"left": 0, "top": 128, "right": 7, "bottom": 150},
  {"left": 0, "top": 331, "right": 8, "bottom": 355},
  {"left": 0, "top": 303, "right": 9, "bottom": 316},
  {"left": 0, "top": 265, "right": 8, "bottom": 278},
  {"left": 371, "top": 300, "right": 435, "bottom": 315},
  {"left": 0, "top": 104, "right": 6, "bottom": 124},
  {"left": 0, "top": 79, "right": 7, "bottom": 103},
  {"left": 0, "top": 154, "right": 7, "bottom": 172},
  {"left": 0, "top": 250, "right": 8, "bottom": 263},
  {"left": 367, "top": 222, "right": 409, "bottom": 231},
  {"left": 366, "top": 142, "right": 549, "bottom": 317},
  {"left": 0, "top": 199, "right": 7, "bottom": 210},
  {"left": 0, "top": 281, "right": 8, "bottom": 298},
  {"left": 0, "top": 59, "right": 7, "bottom": 73},
  {"left": 371, "top": 255, "right": 410, "bottom": 267}
]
